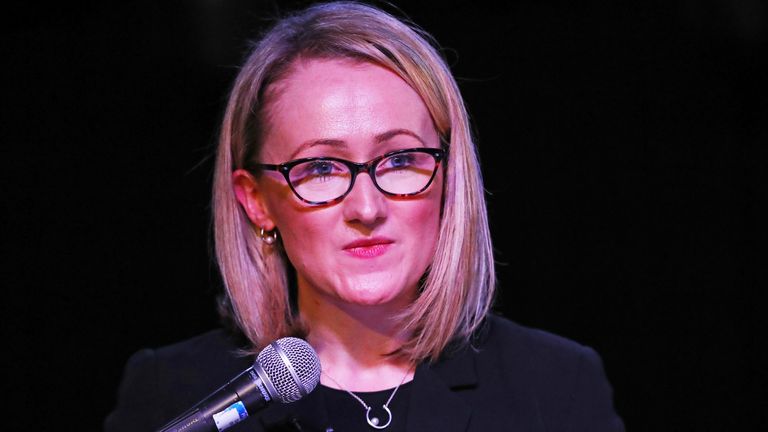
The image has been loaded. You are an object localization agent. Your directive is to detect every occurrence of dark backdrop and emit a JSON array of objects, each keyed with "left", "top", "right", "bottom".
[{"left": 5, "top": 1, "right": 765, "bottom": 430}]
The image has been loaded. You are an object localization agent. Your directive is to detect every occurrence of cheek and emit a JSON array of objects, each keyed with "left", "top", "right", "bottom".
[
  {"left": 261, "top": 177, "right": 316, "bottom": 225},
  {"left": 275, "top": 212, "right": 327, "bottom": 252},
  {"left": 269, "top": 202, "right": 335, "bottom": 267},
  {"left": 276, "top": 219, "right": 323, "bottom": 285},
  {"left": 422, "top": 172, "right": 445, "bottom": 223},
  {"left": 403, "top": 188, "right": 443, "bottom": 250}
]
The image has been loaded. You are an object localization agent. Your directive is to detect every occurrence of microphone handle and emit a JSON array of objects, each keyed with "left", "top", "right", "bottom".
[{"left": 157, "top": 366, "right": 274, "bottom": 432}]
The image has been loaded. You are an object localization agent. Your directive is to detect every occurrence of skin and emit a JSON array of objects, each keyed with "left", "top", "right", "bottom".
[{"left": 233, "top": 58, "right": 443, "bottom": 390}]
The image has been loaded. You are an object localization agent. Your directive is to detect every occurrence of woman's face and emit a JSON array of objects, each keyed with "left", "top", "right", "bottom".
[{"left": 236, "top": 59, "right": 443, "bottom": 311}]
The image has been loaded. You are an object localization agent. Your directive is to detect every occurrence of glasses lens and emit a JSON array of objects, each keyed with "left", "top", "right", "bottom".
[
  {"left": 289, "top": 160, "right": 351, "bottom": 202},
  {"left": 375, "top": 151, "right": 438, "bottom": 195}
]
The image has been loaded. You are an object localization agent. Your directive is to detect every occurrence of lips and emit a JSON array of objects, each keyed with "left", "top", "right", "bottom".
[{"left": 343, "top": 237, "right": 394, "bottom": 258}]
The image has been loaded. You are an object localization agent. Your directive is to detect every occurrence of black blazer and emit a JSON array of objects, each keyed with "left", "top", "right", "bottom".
[{"left": 105, "top": 315, "right": 624, "bottom": 431}]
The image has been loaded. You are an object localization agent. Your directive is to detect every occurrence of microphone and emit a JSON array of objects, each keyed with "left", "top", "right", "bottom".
[{"left": 157, "top": 337, "right": 321, "bottom": 432}]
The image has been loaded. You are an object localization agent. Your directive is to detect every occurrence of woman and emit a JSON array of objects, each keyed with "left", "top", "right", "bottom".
[{"left": 106, "top": 2, "right": 624, "bottom": 431}]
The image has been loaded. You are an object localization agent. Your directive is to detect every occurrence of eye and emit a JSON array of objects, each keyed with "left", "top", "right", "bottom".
[
  {"left": 307, "top": 161, "right": 336, "bottom": 176},
  {"left": 384, "top": 153, "right": 416, "bottom": 169},
  {"left": 291, "top": 160, "right": 347, "bottom": 185}
]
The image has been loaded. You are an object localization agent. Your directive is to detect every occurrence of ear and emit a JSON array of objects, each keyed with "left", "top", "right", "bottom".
[{"left": 232, "top": 169, "right": 276, "bottom": 230}]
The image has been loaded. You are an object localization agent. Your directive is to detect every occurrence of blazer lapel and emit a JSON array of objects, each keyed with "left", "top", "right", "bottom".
[{"left": 406, "top": 344, "right": 477, "bottom": 431}]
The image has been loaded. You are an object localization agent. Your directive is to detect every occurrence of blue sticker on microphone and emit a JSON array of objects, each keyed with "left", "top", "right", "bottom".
[{"left": 213, "top": 401, "right": 249, "bottom": 431}]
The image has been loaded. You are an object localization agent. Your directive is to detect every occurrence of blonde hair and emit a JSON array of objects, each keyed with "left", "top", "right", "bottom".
[{"left": 213, "top": 1, "right": 495, "bottom": 362}]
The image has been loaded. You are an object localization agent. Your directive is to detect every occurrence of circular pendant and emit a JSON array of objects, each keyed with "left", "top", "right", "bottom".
[{"left": 366, "top": 405, "right": 392, "bottom": 429}]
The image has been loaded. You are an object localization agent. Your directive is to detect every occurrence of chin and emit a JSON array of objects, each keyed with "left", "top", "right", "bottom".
[
  {"left": 336, "top": 277, "right": 415, "bottom": 308},
  {"left": 339, "top": 289, "right": 398, "bottom": 307}
]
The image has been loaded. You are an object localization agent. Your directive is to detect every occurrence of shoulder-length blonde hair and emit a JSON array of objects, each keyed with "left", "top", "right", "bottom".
[{"left": 213, "top": 1, "right": 495, "bottom": 363}]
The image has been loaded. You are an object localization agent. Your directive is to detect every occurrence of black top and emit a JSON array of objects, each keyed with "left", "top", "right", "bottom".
[
  {"left": 320, "top": 383, "right": 412, "bottom": 432},
  {"left": 105, "top": 315, "right": 624, "bottom": 431}
]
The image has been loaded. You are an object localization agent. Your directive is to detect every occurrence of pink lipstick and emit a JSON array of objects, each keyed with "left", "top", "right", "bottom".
[{"left": 343, "top": 237, "right": 394, "bottom": 258}]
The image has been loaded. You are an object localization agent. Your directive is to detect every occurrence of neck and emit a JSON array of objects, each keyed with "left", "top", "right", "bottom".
[{"left": 298, "top": 288, "right": 415, "bottom": 391}]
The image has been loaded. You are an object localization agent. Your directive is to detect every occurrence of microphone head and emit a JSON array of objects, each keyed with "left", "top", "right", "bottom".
[{"left": 256, "top": 337, "right": 321, "bottom": 403}]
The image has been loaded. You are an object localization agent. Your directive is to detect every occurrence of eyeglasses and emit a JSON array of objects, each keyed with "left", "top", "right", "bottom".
[{"left": 253, "top": 147, "right": 445, "bottom": 205}]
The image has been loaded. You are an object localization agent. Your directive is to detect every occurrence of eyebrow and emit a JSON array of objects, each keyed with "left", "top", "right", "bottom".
[
  {"left": 288, "top": 138, "right": 345, "bottom": 160},
  {"left": 287, "top": 128, "right": 426, "bottom": 160},
  {"left": 374, "top": 128, "right": 426, "bottom": 146}
]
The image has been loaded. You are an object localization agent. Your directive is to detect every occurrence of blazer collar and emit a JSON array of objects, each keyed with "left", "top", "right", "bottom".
[{"left": 405, "top": 340, "right": 478, "bottom": 431}]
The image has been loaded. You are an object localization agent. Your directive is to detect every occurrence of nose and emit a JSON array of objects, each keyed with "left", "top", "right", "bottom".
[{"left": 341, "top": 172, "right": 387, "bottom": 227}]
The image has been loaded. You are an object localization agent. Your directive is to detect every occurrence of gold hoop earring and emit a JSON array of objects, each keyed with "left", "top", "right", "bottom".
[{"left": 259, "top": 227, "right": 278, "bottom": 245}]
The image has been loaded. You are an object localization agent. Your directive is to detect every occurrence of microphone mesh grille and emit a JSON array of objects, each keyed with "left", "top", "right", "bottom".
[{"left": 257, "top": 337, "right": 321, "bottom": 403}]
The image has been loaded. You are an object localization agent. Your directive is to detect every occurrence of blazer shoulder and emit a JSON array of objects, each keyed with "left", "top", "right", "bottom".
[
  {"left": 146, "top": 328, "right": 255, "bottom": 406},
  {"left": 477, "top": 315, "right": 605, "bottom": 405},
  {"left": 483, "top": 314, "right": 592, "bottom": 361},
  {"left": 478, "top": 315, "right": 624, "bottom": 432},
  {"left": 151, "top": 328, "right": 250, "bottom": 364},
  {"left": 106, "top": 329, "right": 253, "bottom": 432}
]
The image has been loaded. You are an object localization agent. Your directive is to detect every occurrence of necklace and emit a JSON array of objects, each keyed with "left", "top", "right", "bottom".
[{"left": 323, "top": 367, "right": 412, "bottom": 430}]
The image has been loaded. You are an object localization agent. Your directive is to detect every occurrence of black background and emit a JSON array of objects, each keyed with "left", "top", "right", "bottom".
[{"left": 5, "top": 0, "right": 765, "bottom": 430}]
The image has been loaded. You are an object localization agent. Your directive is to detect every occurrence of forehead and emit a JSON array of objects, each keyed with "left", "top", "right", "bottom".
[{"left": 259, "top": 58, "right": 438, "bottom": 161}]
